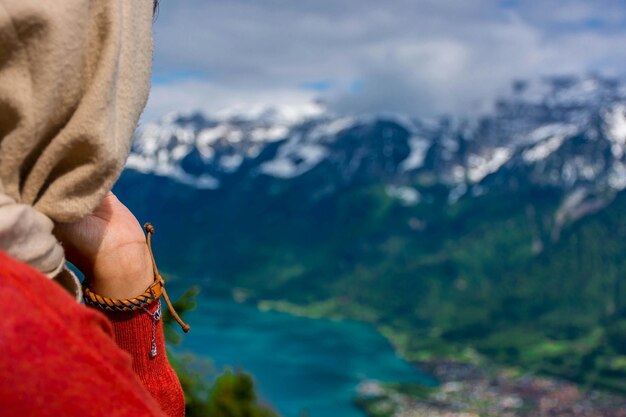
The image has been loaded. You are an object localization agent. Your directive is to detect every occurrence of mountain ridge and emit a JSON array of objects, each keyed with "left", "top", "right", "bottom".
[{"left": 128, "top": 75, "right": 626, "bottom": 239}]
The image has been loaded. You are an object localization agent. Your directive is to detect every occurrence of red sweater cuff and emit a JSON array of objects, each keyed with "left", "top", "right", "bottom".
[{"left": 105, "top": 302, "right": 185, "bottom": 417}]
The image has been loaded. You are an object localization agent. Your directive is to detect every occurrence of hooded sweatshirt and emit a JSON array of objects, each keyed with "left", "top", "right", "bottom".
[{"left": 0, "top": 0, "right": 152, "bottom": 294}]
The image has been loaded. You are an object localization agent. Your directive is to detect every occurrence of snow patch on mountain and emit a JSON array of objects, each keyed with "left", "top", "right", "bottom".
[
  {"left": 308, "top": 117, "right": 356, "bottom": 142},
  {"left": 221, "top": 154, "right": 244, "bottom": 173},
  {"left": 386, "top": 185, "right": 421, "bottom": 206},
  {"left": 467, "top": 147, "right": 511, "bottom": 183},
  {"left": 260, "top": 144, "right": 328, "bottom": 178},
  {"left": 400, "top": 137, "right": 430, "bottom": 172},
  {"left": 605, "top": 104, "right": 626, "bottom": 158},
  {"left": 553, "top": 187, "right": 612, "bottom": 240},
  {"left": 197, "top": 125, "right": 231, "bottom": 147},
  {"left": 609, "top": 162, "right": 626, "bottom": 190},
  {"left": 257, "top": 117, "right": 361, "bottom": 178},
  {"left": 524, "top": 124, "right": 578, "bottom": 146},
  {"left": 523, "top": 134, "right": 567, "bottom": 162}
]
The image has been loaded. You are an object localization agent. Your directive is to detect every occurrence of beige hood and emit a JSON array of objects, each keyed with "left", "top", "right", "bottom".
[{"left": 0, "top": 0, "right": 154, "bottom": 298}]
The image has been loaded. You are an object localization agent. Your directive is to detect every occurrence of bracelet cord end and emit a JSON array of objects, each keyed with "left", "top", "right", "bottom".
[{"left": 144, "top": 223, "right": 190, "bottom": 333}]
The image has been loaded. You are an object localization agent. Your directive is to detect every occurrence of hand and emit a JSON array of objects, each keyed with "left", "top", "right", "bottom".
[{"left": 54, "top": 192, "right": 154, "bottom": 299}]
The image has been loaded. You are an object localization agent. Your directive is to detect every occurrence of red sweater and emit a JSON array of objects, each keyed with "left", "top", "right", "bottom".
[{"left": 0, "top": 251, "right": 185, "bottom": 417}]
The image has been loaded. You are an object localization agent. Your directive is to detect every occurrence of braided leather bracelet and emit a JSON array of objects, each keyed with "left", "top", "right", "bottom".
[
  {"left": 82, "top": 223, "right": 190, "bottom": 333},
  {"left": 83, "top": 277, "right": 164, "bottom": 312}
]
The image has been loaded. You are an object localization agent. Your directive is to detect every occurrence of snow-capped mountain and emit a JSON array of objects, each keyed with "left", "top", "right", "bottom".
[
  {"left": 125, "top": 75, "right": 626, "bottom": 236},
  {"left": 130, "top": 77, "right": 626, "bottom": 184}
]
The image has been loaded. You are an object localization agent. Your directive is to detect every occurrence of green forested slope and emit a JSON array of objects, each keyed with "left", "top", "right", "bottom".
[{"left": 117, "top": 169, "right": 626, "bottom": 393}]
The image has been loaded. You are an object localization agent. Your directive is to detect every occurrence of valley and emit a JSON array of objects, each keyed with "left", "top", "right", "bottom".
[{"left": 117, "top": 75, "right": 626, "bottom": 414}]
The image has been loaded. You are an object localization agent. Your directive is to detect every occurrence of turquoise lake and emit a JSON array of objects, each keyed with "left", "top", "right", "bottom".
[{"left": 178, "top": 296, "right": 434, "bottom": 417}]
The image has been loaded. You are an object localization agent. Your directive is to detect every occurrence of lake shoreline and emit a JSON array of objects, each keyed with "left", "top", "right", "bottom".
[{"left": 253, "top": 297, "right": 626, "bottom": 417}]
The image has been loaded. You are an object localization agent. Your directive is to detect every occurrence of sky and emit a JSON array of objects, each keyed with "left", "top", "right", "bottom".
[{"left": 144, "top": 0, "right": 626, "bottom": 121}]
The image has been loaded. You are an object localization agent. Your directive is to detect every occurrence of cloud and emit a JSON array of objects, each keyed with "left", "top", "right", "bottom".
[
  {"left": 144, "top": 0, "right": 626, "bottom": 120},
  {"left": 143, "top": 78, "right": 317, "bottom": 122}
]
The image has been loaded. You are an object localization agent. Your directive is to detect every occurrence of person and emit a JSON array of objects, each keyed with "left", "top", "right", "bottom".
[{"left": 0, "top": 0, "right": 186, "bottom": 415}]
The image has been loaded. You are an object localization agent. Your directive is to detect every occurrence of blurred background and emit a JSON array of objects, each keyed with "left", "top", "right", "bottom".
[{"left": 116, "top": 1, "right": 626, "bottom": 416}]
